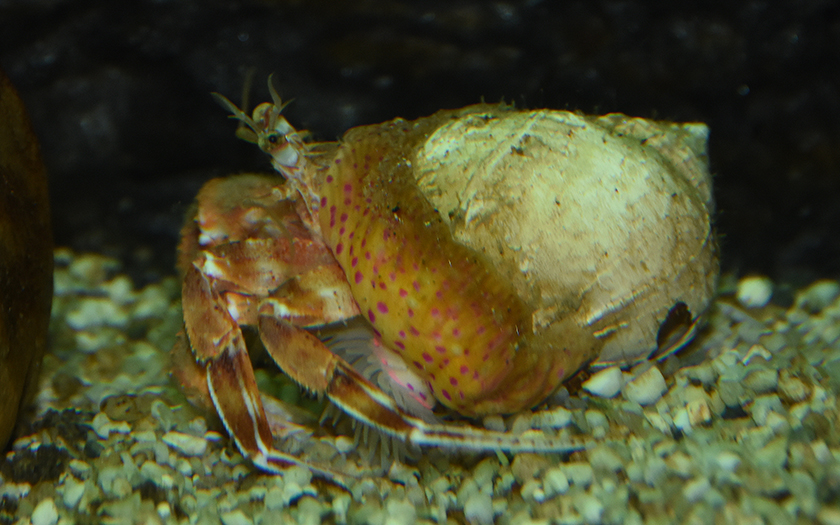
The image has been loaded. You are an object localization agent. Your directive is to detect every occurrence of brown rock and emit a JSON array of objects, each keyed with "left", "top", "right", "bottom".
[{"left": 0, "top": 68, "right": 53, "bottom": 450}]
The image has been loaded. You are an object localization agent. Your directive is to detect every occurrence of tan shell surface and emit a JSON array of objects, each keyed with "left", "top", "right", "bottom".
[{"left": 412, "top": 106, "right": 718, "bottom": 365}]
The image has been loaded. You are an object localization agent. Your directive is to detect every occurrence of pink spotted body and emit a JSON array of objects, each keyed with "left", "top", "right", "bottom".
[{"left": 254, "top": 106, "right": 575, "bottom": 416}]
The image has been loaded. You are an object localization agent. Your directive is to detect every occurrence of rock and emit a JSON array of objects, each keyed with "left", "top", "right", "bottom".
[{"left": 0, "top": 67, "right": 53, "bottom": 451}]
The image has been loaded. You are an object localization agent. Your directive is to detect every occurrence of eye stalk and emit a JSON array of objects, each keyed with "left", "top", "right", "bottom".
[{"left": 212, "top": 75, "right": 306, "bottom": 180}]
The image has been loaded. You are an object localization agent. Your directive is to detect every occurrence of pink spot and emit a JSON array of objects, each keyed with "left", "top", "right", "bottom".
[
  {"left": 450, "top": 377, "right": 458, "bottom": 386},
  {"left": 326, "top": 175, "right": 333, "bottom": 183},
  {"left": 335, "top": 242, "right": 343, "bottom": 254},
  {"left": 431, "top": 308, "right": 440, "bottom": 317},
  {"left": 483, "top": 353, "right": 490, "bottom": 361},
  {"left": 413, "top": 361, "right": 422, "bottom": 369},
  {"left": 435, "top": 345, "right": 446, "bottom": 354},
  {"left": 460, "top": 365, "right": 469, "bottom": 375},
  {"left": 344, "top": 198, "right": 352, "bottom": 205},
  {"left": 464, "top": 349, "right": 470, "bottom": 356},
  {"left": 368, "top": 310, "right": 376, "bottom": 323},
  {"left": 413, "top": 281, "right": 420, "bottom": 291},
  {"left": 349, "top": 232, "right": 354, "bottom": 239},
  {"left": 432, "top": 331, "right": 441, "bottom": 340},
  {"left": 353, "top": 163, "right": 358, "bottom": 168},
  {"left": 452, "top": 328, "right": 460, "bottom": 337},
  {"left": 352, "top": 257, "right": 358, "bottom": 267},
  {"left": 379, "top": 282, "right": 387, "bottom": 290},
  {"left": 320, "top": 196, "right": 327, "bottom": 207},
  {"left": 354, "top": 271, "right": 363, "bottom": 284},
  {"left": 344, "top": 183, "right": 352, "bottom": 193},
  {"left": 442, "top": 389, "right": 451, "bottom": 401},
  {"left": 477, "top": 325, "right": 486, "bottom": 335},
  {"left": 363, "top": 208, "right": 369, "bottom": 216},
  {"left": 460, "top": 391, "right": 465, "bottom": 400},
  {"left": 419, "top": 392, "right": 427, "bottom": 401},
  {"left": 436, "top": 290, "right": 443, "bottom": 299},
  {"left": 340, "top": 213, "right": 348, "bottom": 223},
  {"left": 398, "top": 330, "right": 406, "bottom": 338},
  {"left": 408, "top": 308, "right": 414, "bottom": 317},
  {"left": 410, "top": 326, "right": 419, "bottom": 336},
  {"left": 361, "top": 239, "right": 366, "bottom": 248},
  {"left": 365, "top": 252, "right": 371, "bottom": 260},
  {"left": 339, "top": 227, "right": 345, "bottom": 236},
  {"left": 377, "top": 302, "right": 388, "bottom": 314},
  {"left": 413, "top": 262, "right": 419, "bottom": 271},
  {"left": 335, "top": 159, "right": 341, "bottom": 164},
  {"left": 395, "top": 341, "right": 405, "bottom": 350},
  {"left": 473, "top": 371, "right": 479, "bottom": 379},
  {"left": 389, "top": 272, "right": 396, "bottom": 282},
  {"left": 407, "top": 383, "right": 414, "bottom": 391},
  {"left": 399, "top": 288, "right": 408, "bottom": 298},
  {"left": 422, "top": 352, "right": 433, "bottom": 363}
]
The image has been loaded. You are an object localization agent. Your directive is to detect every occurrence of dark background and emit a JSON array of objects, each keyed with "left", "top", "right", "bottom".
[{"left": 1, "top": 0, "right": 838, "bottom": 288}]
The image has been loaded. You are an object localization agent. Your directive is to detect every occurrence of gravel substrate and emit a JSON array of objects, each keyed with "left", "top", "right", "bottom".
[{"left": 2, "top": 250, "right": 840, "bottom": 525}]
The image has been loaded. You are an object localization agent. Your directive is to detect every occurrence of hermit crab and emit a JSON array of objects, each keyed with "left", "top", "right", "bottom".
[{"left": 174, "top": 80, "right": 718, "bottom": 479}]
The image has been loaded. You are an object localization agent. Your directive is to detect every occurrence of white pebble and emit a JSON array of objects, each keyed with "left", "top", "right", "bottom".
[
  {"left": 715, "top": 451, "right": 741, "bottom": 473},
  {"left": 737, "top": 276, "right": 773, "bottom": 308},
  {"left": 220, "top": 509, "right": 253, "bottom": 525},
  {"left": 31, "top": 498, "right": 58, "bottom": 525},
  {"left": 463, "top": 490, "right": 493, "bottom": 525},
  {"left": 542, "top": 467, "right": 569, "bottom": 497},
  {"left": 62, "top": 477, "right": 85, "bottom": 509},
  {"left": 623, "top": 366, "right": 667, "bottom": 406},
  {"left": 572, "top": 493, "right": 604, "bottom": 523},
  {"left": 561, "top": 463, "right": 594, "bottom": 488},
  {"left": 582, "top": 366, "right": 623, "bottom": 398},
  {"left": 796, "top": 280, "right": 840, "bottom": 313},
  {"left": 682, "top": 476, "right": 710, "bottom": 502},
  {"left": 162, "top": 431, "right": 208, "bottom": 456}
]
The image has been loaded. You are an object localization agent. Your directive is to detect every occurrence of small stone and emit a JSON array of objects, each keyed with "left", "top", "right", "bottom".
[
  {"left": 743, "top": 369, "right": 778, "bottom": 394},
  {"left": 582, "top": 366, "right": 623, "bottom": 398},
  {"left": 778, "top": 372, "right": 810, "bottom": 403},
  {"left": 741, "top": 344, "right": 772, "bottom": 365},
  {"left": 519, "top": 478, "right": 544, "bottom": 502},
  {"left": 572, "top": 493, "right": 604, "bottom": 523},
  {"left": 561, "top": 462, "right": 594, "bottom": 487},
  {"left": 623, "top": 366, "right": 667, "bottom": 406},
  {"left": 715, "top": 451, "right": 741, "bottom": 473},
  {"left": 737, "top": 276, "right": 774, "bottom": 308},
  {"left": 542, "top": 467, "right": 569, "bottom": 497},
  {"left": 532, "top": 406, "right": 572, "bottom": 429},
  {"left": 796, "top": 280, "right": 840, "bottom": 313},
  {"left": 818, "top": 506, "right": 840, "bottom": 525},
  {"left": 162, "top": 430, "right": 208, "bottom": 456},
  {"left": 589, "top": 445, "right": 624, "bottom": 473},
  {"left": 220, "top": 509, "right": 253, "bottom": 525},
  {"left": 31, "top": 498, "right": 58, "bottom": 525},
  {"left": 463, "top": 490, "right": 493, "bottom": 525},
  {"left": 686, "top": 398, "right": 712, "bottom": 426},
  {"left": 682, "top": 476, "right": 710, "bottom": 503}
]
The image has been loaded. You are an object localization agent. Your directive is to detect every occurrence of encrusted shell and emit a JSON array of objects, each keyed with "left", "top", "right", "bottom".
[{"left": 406, "top": 105, "right": 718, "bottom": 366}]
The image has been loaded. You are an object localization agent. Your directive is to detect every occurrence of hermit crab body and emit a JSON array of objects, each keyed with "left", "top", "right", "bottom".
[{"left": 175, "top": 82, "right": 718, "bottom": 479}]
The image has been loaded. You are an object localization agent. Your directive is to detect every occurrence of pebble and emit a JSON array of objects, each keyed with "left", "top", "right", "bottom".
[
  {"left": 31, "top": 498, "right": 59, "bottom": 525},
  {"left": 542, "top": 467, "right": 569, "bottom": 497},
  {"left": 220, "top": 509, "right": 253, "bottom": 525},
  {"left": 682, "top": 476, "right": 710, "bottom": 503},
  {"left": 582, "top": 366, "right": 623, "bottom": 398},
  {"left": 715, "top": 451, "right": 741, "bottom": 473},
  {"left": 463, "top": 490, "right": 493, "bottom": 525},
  {"left": 796, "top": 280, "right": 840, "bottom": 313},
  {"left": 572, "top": 493, "right": 604, "bottom": 524},
  {"left": 743, "top": 368, "right": 778, "bottom": 394},
  {"left": 561, "top": 463, "right": 594, "bottom": 488},
  {"left": 623, "top": 366, "right": 667, "bottom": 406},
  {"left": 737, "top": 276, "right": 774, "bottom": 308},
  {"left": 162, "top": 430, "right": 208, "bottom": 456}
]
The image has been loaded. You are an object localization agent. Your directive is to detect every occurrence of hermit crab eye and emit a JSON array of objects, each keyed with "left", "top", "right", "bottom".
[{"left": 266, "top": 133, "right": 285, "bottom": 145}]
